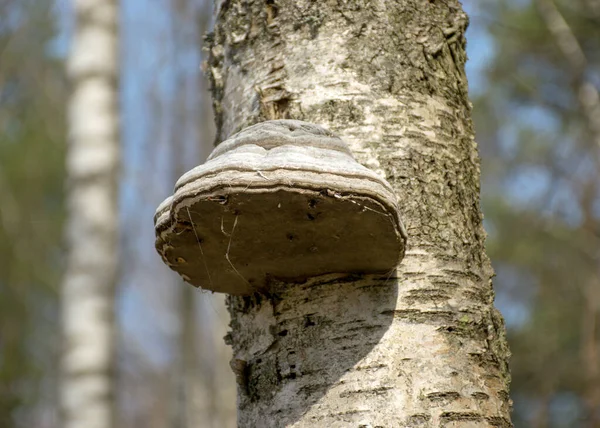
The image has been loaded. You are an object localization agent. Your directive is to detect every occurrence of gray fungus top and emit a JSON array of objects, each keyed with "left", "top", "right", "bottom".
[{"left": 154, "top": 119, "right": 406, "bottom": 295}]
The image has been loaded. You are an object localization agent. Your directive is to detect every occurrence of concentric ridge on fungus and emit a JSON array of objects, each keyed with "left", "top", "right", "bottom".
[{"left": 154, "top": 120, "right": 407, "bottom": 295}]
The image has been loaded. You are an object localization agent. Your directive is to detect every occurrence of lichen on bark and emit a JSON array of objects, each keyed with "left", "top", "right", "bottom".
[{"left": 206, "top": 0, "right": 513, "bottom": 426}]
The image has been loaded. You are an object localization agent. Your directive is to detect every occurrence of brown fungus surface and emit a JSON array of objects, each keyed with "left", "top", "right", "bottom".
[{"left": 154, "top": 120, "right": 406, "bottom": 295}]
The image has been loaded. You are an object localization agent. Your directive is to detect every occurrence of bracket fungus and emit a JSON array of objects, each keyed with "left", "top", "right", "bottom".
[{"left": 154, "top": 120, "right": 407, "bottom": 295}]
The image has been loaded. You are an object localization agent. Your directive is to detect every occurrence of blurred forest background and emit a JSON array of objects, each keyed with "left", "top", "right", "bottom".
[{"left": 0, "top": 0, "right": 599, "bottom": 427}]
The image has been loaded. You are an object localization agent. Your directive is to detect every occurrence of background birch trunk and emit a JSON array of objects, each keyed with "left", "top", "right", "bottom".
[
  {"left": 60, "top": 1, "right": 120, "bottom": 427},
  {"left": 206, "top": 0, "right": 512, "bottom": 426}
]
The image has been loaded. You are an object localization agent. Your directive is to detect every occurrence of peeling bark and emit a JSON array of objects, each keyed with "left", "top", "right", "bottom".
[{"left": 207, "top": 0, "right": 512, "bottom": 426}]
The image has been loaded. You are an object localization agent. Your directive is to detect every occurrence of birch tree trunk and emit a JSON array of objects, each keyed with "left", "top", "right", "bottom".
[
  {"left": 206, "top": 0, "right": 512, "bottom": 426},
  {"left": 60, "top": 1, "right": 120, "bottom": 427}
]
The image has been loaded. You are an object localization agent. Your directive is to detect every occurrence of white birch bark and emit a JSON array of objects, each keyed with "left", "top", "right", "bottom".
[
  {"left": 206, "top": 0, "right": 513, "bottom": 426},
  {"left": 60, "top": 0, "right": 120, "bottom": 427}
]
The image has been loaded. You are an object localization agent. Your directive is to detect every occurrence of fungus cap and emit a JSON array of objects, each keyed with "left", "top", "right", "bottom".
[{"left": 154, "top": 120, "right": 406, "bottom": 295}]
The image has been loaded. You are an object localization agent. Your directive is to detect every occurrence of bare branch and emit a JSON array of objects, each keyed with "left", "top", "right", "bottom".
[
  {"left": 536, "top": 0, "right": 600, "bottom": 152},
  {"left": 583, "top": 0, "right": 600, "bottom": 19}
]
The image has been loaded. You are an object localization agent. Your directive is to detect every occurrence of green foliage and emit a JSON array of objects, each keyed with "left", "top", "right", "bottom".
[
  {"left": 0, "top": 0, "right": 66, "bottom": 424},
  {"left": 472, "top": 0, "right": 600, "bottom": 425}
]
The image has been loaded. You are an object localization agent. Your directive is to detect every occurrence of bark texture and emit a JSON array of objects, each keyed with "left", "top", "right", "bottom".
[
  {"left": 60, "top": 1, "right": 120, "bottom": 427},
  {"left": 207, "top": 0, "right": 512, "bottom": 426}
]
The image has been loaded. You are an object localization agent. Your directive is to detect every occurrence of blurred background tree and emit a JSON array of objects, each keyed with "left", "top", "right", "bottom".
[
  {"left": 60, "top": 0, "right": 120, "bottom": 426},
  {"left": 467, "top": 0, "right": 600, "bottom": 426},
  {"left": 0, "top": 0, "right": 599, "bottom": 427},
  {"left": 0, "top": 0, "right": 235, "bottom": 427}
]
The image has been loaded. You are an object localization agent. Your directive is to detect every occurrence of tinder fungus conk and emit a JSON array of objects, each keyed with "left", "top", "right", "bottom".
[{"left": 154, "top": 120, "right": 407, "bottom": 295}]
